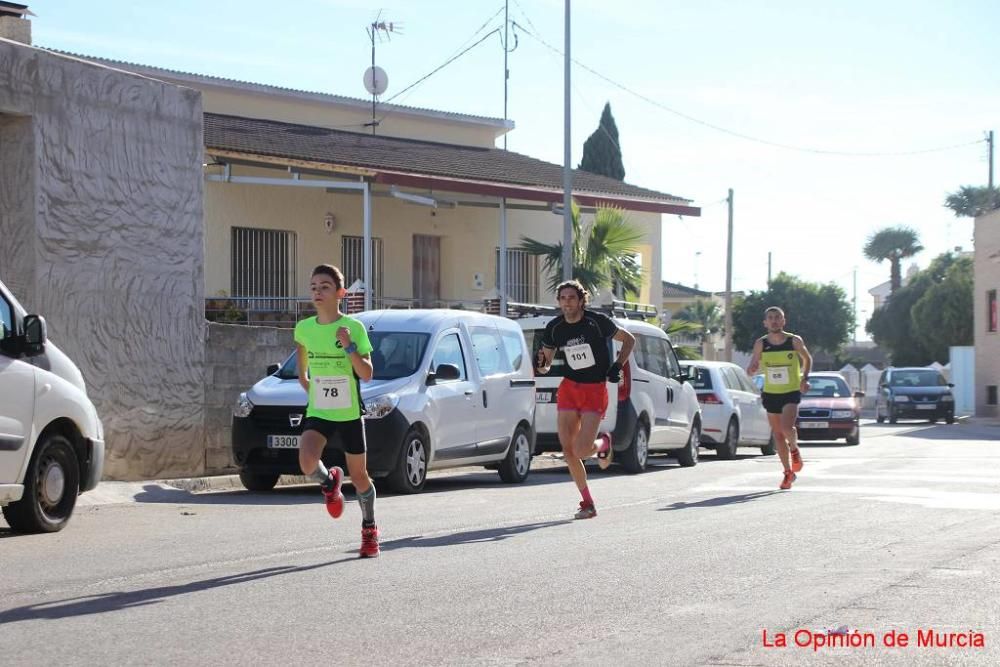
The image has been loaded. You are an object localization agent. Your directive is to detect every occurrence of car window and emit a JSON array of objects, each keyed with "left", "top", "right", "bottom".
[
  {"left": 735, "top": 368, "right": 759, "bottom": 393},
  {"left": 499, "top": 329, "right": 525, "bottom": 371},
  {"left": 431, "top": 332, "right": 467, "bottom": 381},
  {"left": 277, "top": 332, "right": 431, "bottom": 381},
  {"left": 804, "top": 376, "right": 851, "bottom": 397},
  {"left": 889, "top": 370, "right": 948, "bottom": 387},
  {"left": 641, "top": 335, "right": 669, "bottom": 377},
  {"left": 470, "top": 326, "right": 513, "bottom": 376},
  {"left": 630, "top": 332, "right": 647, "bottom": 370},
  {"left": 721, "top": 367, "right": 742, "bottom": 391},
  {"left": 662, "top": 339, "right": 681, "bottom": 378},
  {"left": 0, "top": 294, "right": 14, "bottom": 356},
  {"left": 686, "top": 365, "right": 713, "bottom": 390}
]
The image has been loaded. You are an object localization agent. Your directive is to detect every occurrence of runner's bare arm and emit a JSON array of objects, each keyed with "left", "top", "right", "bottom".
[
  {"left": 793, "top": 336, "right": 812, "bottom": 390},
  {"left": 747, "top": 338, "right": 763, "bottom": 376},
  {"left": 336, "top": 326, "right": 374, "bottom": 381},
  {"left": 296, "top": 343, "right": 309, "bottom": 392},
  {"left": 612, "top": 327, "right": 636, "bottom": 365},
  {"left": 535, "top": 345, "right": 555, "bottom": 374}
]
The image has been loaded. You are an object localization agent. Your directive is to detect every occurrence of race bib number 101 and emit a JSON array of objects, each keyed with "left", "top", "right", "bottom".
[
  {"left": 314, "top": 376, "right": 351, "bottom": 410},
  {"left": 564, "top": 343, "right": 595, "bottom": 370}
]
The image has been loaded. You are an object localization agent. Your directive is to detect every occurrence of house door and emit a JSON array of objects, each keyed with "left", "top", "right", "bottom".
[{"left": 413, "top": 235, "right": 441, "bottom": 307}]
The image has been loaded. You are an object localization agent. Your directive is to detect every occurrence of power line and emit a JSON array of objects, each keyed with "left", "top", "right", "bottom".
[{"left": 515, "top": 23, "right": 985, "bottom": 158}]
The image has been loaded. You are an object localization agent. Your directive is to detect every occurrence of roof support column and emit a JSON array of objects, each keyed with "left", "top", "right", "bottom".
[
  {"left": 499, "top": 197, "right": 508, "bottom": 316},
  {"left": 363, "top": 181, "right": 372, "bottom": 311}
]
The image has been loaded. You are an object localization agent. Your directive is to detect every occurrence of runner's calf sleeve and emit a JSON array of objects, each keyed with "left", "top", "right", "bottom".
[
  {"left": 311, "top": 461, "right": 330, "bottom": 484},
  {"left": 358, "top": 485, "right": 376, "bottom": 525}
]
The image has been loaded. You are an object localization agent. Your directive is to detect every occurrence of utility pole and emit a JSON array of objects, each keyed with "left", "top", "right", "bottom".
[
  {"left": 988, "top": 130, "right": 994, "bottom": 189},
  {"left": 853, "top": 267, "right": 858, "bottom": 345},
  {"left": 724, "top": 188, "right": 734, "bottom": 362},
  {"left": 561, "top": 0, "right": 572, "bottom": 281},
  {"left": 503, "top": 0, "right": 509, "bottom": 150},
  {"left": 767, "top": 251, "right": 772, "bottom": 288}
]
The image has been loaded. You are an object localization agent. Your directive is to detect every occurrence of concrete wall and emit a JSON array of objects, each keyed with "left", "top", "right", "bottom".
[
  {"left": 205, "top": 165, "right": 663, "bottom": 307},
  {"left": 974, "top": 209, "right": 1000, "bottom": 417},
  {"left": 203, "top": 323, "right": 294, "bottom": 474},
  {"left": 0, "top": 39, "right": 204, "bottom": 479}
]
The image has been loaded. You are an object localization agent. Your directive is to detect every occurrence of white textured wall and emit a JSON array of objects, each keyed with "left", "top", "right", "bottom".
[
  {"left": 0, "top": 40, "right": 205, "bottom": 479},
  {"left": 974, "top": 209, "right": 1000, "bottom": 417}
]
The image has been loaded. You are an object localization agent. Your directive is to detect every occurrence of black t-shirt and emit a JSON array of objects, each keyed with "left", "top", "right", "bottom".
[{"left": 541, "top": 310, "right": 618, "bottom": 384}]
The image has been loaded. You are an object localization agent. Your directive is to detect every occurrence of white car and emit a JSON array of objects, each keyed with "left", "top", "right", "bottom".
[
  {"left": 680, "top": 361, "right": 774, "bottom": 458},
  {"left": 1, "top": 278, "right": 105, "bottom": 533},
  {"left": 232, "top": 310, "right": 536, "bottom": 493},
  {"left": 517, "top": 310, "right": 702, "bottom": 473}
]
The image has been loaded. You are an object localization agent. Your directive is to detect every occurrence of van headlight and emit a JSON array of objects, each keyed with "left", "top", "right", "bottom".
[
  {"left": 941, "top": 394, "right": 954, "bottom": 402},
  {"left": 234, "top": 392, "right": 254, "bottom": 418},
  {"left": 365, "top": 393, "right": 399, "bottom": 419},
  {"left": 893, "top": 395, "right": 910, "bottom": 403}
]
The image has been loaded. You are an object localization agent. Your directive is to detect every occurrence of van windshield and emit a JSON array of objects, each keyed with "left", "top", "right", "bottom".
[{"left": 276, "top": 332, "right": 431, "bottom": 381}]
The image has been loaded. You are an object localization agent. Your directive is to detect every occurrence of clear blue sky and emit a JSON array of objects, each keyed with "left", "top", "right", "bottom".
[{"left": 33, "top": 0, "right": 1000, "bottom": 337}]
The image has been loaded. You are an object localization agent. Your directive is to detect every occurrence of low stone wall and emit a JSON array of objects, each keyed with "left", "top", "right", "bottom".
[{"left": 204, "top": 322, "right": 295, "bottom": 474}]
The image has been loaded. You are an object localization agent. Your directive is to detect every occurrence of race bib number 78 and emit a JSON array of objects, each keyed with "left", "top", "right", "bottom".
[{"left": 314, "top": 376, "right": 351, "bottom": 410}]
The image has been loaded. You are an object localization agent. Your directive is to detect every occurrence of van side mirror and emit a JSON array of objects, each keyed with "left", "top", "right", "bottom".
[
  {"left": 854, "top": 391, "right": 865, "bottom": 399},
  {"left": 427, "top": 363, "right": 461, "bottom": 385},
  {"left": 266, "top": 363, "right": 280, "bottom": 376},
  {"left": 23, "top": 314, "right": 47, "bottom": 356},
  {"left": 947, "top": 382, "right": 955, "bottom": 388}
]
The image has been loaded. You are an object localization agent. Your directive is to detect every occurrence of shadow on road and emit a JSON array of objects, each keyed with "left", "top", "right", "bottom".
[
  {"left": 381, "top": 519, "right": 571, "bottom": 552},
  {"left": 0, "top": 560, "right": 352, "bottom": 623},
  {"left": 658, "top": 490, "right": 779, "bottom": 511}
]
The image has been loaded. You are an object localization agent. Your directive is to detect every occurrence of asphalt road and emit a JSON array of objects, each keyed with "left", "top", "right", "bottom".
[{"left": 2, "top": 420, "right": 999, "bottom": 666}]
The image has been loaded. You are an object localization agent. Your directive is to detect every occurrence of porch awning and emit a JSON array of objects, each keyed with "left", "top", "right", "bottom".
[{"left": 203, "top": 113, "right": 701, "bottom": 217}]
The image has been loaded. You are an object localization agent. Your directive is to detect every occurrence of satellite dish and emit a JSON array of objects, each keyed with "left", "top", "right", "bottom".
[{"left": 363, "top": 66, "right": 389, "bottom": 96}]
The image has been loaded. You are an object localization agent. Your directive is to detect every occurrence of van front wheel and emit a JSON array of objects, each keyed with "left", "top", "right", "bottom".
[
  {"left": 387, "top": 428, "right": 428, "bottom": 493},
  {"left": 498, "top": 425, "right": 532, "bottom": 483},
  {"left": 3, "top": 433, "right": 80, "bottom": 533}
]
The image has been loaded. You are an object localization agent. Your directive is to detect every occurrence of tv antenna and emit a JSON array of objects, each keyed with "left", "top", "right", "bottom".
[{"left": 364, "top": 12, "right": 402, "bottom": 135}]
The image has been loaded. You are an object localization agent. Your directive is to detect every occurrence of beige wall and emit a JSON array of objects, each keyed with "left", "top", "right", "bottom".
[
  {"left": 974, "top": 209, "right": 1000, "bottom": 417},
  {"left": 144, "top": 75, "right": 504, "bottom": 148},
  {"left": 205, "top": 166, "right": 663, "bottom": 308}
]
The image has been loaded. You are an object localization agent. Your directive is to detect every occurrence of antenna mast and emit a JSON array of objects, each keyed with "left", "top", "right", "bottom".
[{"left": 364, "top": 13, "right": 400, "bottom": 135}]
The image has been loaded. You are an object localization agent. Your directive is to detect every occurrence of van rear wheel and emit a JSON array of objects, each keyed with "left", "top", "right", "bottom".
[
  {"left": 3, "top": 433, "right": 80, "bottom": 533},
  {"left": 498, "top": 425, "right": 532, "bottom": 483},
  {"left": 238, "top": 470, "right": 279, "bottom": 492}
]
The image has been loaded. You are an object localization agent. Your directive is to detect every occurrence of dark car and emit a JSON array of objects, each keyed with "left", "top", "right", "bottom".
[
  {"left": 874, "top": 367, "right": 955, "bottom": 424},
  {"left": 796, "top": 373, "right": 863, "bottom": 446}
]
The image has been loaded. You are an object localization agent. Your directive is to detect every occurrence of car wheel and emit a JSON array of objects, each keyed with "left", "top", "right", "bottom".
[
  {"left": 620, "top": 419, "right": 650, "bottom": 474},
  {"left": 761, "top": 433, "right": 776, "bottom": 456},
  {"left": 718, "top": 418, "right": 739, "bottom": 460},
  {"left": 845, "top": 428, "right": 860, "bottom": 446},
  {"left": 3, "top": 433, "right": 80, "bottom": 533},
  {"left": 945, "top": 414, "right": 955, "bottom": 425},
  {"left": 676, "top": 421, "right": 700, "bottom": 467},
  {"left": 498, "top": 424, "right": 532, "bottom": 484},
  {"left": 238, "top": 470, "right": 280, "bottom": 492},
  {"left": 888, "top": 407, "right": 898, "bottom": 424},
  {"left": 387, "top": 427, "right": 428, "bottom": 493},
  {"left": 876, "top": 404, "right": 885, "bottom": 424}
]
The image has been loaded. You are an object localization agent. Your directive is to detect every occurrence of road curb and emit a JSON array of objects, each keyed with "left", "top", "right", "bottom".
[{"left": 162, "top": 474, "right": 312, "bottom": 493}]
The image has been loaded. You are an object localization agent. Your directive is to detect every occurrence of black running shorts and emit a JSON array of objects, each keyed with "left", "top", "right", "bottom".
[
  {"left": 762, "top": 391, "right": 801, "bottom": 415},
  {"left": 302, "top": 417, "right": 367, "bottom": 455}
]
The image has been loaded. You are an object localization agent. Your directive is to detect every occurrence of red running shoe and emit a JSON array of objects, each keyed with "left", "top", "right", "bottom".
[
  {"left": 790, "top": 448, "right": 803, "bottom": 473},
  {"left": 359, "top": 525, "right": 381, "bottom": 558},
  {"left": 322, "top": 466, "right": 344, "bottom": 519},
  {"left": 574, "top": 501, "right": 597, "bottom": 519},
  {"left": 779, "top": 470, "right": 797, "bottom": 490}
]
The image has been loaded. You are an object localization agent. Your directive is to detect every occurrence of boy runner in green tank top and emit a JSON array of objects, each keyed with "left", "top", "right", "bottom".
[
  {"left": 295, "top": 264, "right": 380, "bottom": 557},
  {"left": 747, "top": 306, "right": 813, "bottom": 490}
]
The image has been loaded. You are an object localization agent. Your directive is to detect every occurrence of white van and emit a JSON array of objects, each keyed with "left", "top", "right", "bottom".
[
  {"left": 232, "top": 309, "right": 536, "bottom": 493},
  {"left": 0, "top": 279, "right": 105, "bottom": 533},
  {"left": 518, "top": 307, "right": 702, "bottom": 473}
]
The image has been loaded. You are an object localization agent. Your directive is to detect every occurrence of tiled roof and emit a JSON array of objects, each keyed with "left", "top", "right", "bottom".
[
  {"left": 204, "top": 113, "right": 693, "bottom": 205},
  {"left": 662, "top": 281, "right": 713, "bottom": 298}
]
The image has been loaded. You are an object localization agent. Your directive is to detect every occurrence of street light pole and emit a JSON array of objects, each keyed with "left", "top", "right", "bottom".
[
  {"left": 724, "top": 188, "right": 734, "bottom": 362},
  {"left": 561, "top": 0, "right": 573, "bottom": 282}
]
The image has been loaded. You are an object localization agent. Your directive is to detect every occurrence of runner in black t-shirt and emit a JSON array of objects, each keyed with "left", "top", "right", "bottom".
[{"left": 536, "top": 280, "right": 635, "bottom": 519}]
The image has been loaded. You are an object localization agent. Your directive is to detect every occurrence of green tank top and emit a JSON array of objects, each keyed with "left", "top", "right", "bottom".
[{"left": 760, "top": 334, "right": 801, "bottom": 394}]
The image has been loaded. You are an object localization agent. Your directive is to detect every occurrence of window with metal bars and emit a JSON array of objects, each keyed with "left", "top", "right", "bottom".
[
  {"left": 495, "top": 248, "right": 539, "bottom": 303},
  {"left": 342, "top": 236, "right": 384, "bottom": 304},
  {"left": 230, "top": 227, "right": 297, "bottom": 310}
]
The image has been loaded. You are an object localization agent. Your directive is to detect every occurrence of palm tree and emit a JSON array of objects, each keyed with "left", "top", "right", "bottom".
[
  {"left": 663, "top": 319, "right": 703, "bottom": 360},
  {"left": 863, "top": 226, "right": 923, "bottom": 294},
  {"left": 676, "top": 298, "right": 723, "bottom": 346},
  {"left": 519, "top": 202, "right": 645, "bottom": 298},
  {"left": 944, "top": 185, "right": 1000, "bottom": 218}
]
